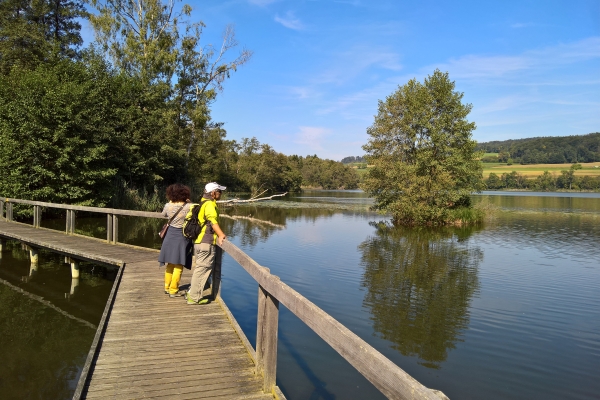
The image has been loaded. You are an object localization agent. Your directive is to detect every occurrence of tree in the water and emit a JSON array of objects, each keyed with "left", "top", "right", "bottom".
[{"left": 362, "top": 69, "right": 484, "bottom": 225}]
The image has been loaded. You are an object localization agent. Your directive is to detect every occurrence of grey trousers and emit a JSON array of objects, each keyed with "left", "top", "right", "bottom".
[{"left": 188, "top": 243, "right": 216, "bottom": 302}]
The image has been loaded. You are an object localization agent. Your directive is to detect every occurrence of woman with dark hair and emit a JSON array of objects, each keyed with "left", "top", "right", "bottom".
[{"left": 158, "top": 183, "right": 193, "bottom": 297}]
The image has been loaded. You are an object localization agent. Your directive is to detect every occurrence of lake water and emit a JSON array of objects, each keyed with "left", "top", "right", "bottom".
[{"left": 1, "top": 191, "right": 599, "bottom": 399}]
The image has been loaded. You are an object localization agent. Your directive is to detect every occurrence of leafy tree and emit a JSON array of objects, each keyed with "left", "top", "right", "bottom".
[
  {"left": 87, "top": 0, "right": 252, "bottom": 180},
  {"left": 559, "top": 163, "right": 582, "bottom": 190},
  {"left": 0, "top": 55, "right": 121, "bottom": 205},
  {"left": 290, "top": 155, "right": 359, "bottom": 190},
  {"left": 533, "top": 171, "right": 556, "bottom": 191},
  {"left": 0, "top": 0, "right": 85, "bottom": 73},
  {"left": 234, "top": 138, "right": 302, "bottom": 194},
  {"left": 486, "top": 173, "right": 502, "bottom": 189},
  {"left": 362, "top": 69, "right": 484, "bottom": 225}
]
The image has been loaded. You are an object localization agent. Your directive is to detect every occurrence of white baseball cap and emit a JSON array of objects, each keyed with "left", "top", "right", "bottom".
[{"left": 205, "top": 182, "right": 226, "bottom": 192}]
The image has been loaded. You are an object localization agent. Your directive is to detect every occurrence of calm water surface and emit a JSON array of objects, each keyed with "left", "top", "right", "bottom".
[
  {"left": 2, "top": 191, "right": 599, "bottom": 399},
  {"left": 217, "top": 191, "right": 600, "bottom": 400},
  {"left": 0, "top": 243, "right": 116, "bottom": 399}
]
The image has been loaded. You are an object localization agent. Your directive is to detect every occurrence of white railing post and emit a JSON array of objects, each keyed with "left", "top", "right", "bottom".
[
  {"left": 33, "top": 205, "right": 41, "bottom": 228},
  {"left": 66, "top": 209, "right": 76, "bottom": 234},
  {"left": 106, "top": 214, "right": 113, "bottom": 243},
  {"left": 112, "top": 215, "right": 118, "bottom": 244}
]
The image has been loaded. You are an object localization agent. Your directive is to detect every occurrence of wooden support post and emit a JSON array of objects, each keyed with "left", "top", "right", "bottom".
[
  {"left": 256, "top": 280, "right": 280, "bottom": 393},
  {"left": 112, "top": 215, "right": 118, "bottom": 244},
  {"left": 211, "top": 246, "right": 223, "bottom": 299},
  {"left": 0, "top": 238, "right": 4, "bottom": 262},
  {"left": 0, "top": 200, "right": 4, "bottom": 220},
  {"left": 106, "top": 214, "right": 113, "bottom": 243},
  {"left": 70, "top": 277, "right": 80, "bottom": 295},
  {"left": 70, "top": 258, "right": 80, "bottom": 279}
]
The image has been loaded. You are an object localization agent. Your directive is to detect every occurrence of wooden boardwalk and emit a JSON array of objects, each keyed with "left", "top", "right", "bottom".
[
  {"left": 1, "top": 197, "right": 450, "bottom": 400},
  {"left": 0, "top": 220, "right": 274, "bottom": 400}
]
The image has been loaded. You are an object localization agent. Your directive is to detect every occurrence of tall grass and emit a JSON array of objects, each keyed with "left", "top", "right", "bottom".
[{"left": 110, "top": 184, "right": 165, "bottom": 211}]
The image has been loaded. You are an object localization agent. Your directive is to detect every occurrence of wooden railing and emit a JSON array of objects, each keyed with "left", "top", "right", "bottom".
[{"left": 0, "top": 197, "right": 447, "bottom": 400}]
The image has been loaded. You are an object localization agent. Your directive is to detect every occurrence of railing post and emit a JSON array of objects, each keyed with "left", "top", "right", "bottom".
[
  {"left": 6, "top": 202, "right": 13, "bottom": 222},
  {"left": 0, "top": 200, "right": 4, "bottom": 220},
  {"left": 106, "top": 214, "right": 113, "bottom": 243},
  {"left": 256, "top": 277, "right": 279, "bottom": 393},
  {"left": 33, "top": 205, "right": 41, "bottom": 228},
  {"left": 70, "top": 210, "right": 75, "bottom": 235},
  {"left": 112, "top": 215, "right": 118, "bottom": 244},
  {"left": 66, "top": 209, "right": 75, "bottom": 234}
]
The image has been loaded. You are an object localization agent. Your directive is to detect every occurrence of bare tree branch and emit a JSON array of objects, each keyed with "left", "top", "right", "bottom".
[{"left": 218, "top": 192, "right": 288, "bottom": 206}]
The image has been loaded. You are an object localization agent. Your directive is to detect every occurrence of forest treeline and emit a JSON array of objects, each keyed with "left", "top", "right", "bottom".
[
  {"left": 341, "top": 156, "right": 366, "bottom": 164},
  {"left": 476, "top": 132, "right": 600, "bottom": 164},
  {"left": 0, "top": 0, "right": 358, "bottom": 209}
]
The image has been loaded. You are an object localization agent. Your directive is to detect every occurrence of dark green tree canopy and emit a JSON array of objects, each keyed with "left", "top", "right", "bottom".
[
  {"left": 362, "top": 69, "right": 484, "bottom": 225},
  {"left": 0, "top": 0, "right": 85, "bottom": 73}
]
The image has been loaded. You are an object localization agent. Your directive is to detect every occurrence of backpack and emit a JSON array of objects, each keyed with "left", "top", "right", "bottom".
[{"left": 183, "top": 201, "right": 207, "bottom": 241}]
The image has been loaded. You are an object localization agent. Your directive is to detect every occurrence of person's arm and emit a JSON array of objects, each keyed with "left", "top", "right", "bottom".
[
  {"left": 204, "top": 202, "right": 226, "bottom": 246},
  {"left": 212, "top": 223, "right": 227, "bottom": 246},
  {"left": 161, "top": 203, "right": 169, "bottom": 218}
]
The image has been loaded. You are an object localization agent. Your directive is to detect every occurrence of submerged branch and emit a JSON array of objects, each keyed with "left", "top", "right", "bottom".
[
  {"left": 220, "top": 214, "right": 285, "bottom": 229},
  {"left": 218, "top": 192, "right": 288, "bottom": 206}
]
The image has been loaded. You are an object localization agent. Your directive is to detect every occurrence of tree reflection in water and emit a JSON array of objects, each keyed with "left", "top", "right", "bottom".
[{"left": 358, "top": 222, "right": 482, "bottom": 369}]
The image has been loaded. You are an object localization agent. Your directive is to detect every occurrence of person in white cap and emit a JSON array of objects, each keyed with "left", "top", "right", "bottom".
[{"left": 185, "top": 182, "right": 227, "bottom": 304}]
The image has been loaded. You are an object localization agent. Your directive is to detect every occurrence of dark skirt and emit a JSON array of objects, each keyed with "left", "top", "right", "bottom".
[{"left": 158, "top": 226, "right": 193, "bottom": 269}]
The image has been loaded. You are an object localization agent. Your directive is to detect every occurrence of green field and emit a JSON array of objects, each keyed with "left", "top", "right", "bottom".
[
  {"left": 482, "top": 162, "right": 600, "bottom": 178},
  {"left": 351, "top": 162, "right": 600, "bottom": 179}
]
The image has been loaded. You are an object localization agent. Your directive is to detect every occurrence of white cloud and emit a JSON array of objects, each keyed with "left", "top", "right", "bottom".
[
  {"left": 275, "top": 12, "right": 304, "bottom": 30},
  {"left": 510, "top": 22, "right": 536, "bottom": 29},
  {"left": 248, "top": 0, "right": 278, "bottom": 6},
  {"left": 293, "top": 126, "right": 331, "bottom": 150},
  {"left": 429, "top": 37, "right": 600, "bottom": 82}
]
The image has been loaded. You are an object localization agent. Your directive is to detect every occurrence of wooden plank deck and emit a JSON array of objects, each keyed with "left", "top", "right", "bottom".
[{"left": 0, "top": 220, "right": 272, "bottom": 400}]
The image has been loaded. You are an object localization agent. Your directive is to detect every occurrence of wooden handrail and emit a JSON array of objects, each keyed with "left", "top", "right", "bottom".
[
  {"left": 1, "top": 198, "right": 165, "bottom": 218},
  {"left": 1, "top": 197, "right": 446, "bottom": 399}
]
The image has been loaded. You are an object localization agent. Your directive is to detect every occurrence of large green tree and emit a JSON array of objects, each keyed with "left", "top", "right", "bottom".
[
  {"left": 0, "top": 0, "right": 85, "bottom": 73},
  {"left": 362, "top": 69, "right": 484, "bottom": 225},
  {"left": 0, "top": 55, "right": 122, "bottom": 205},
  {"left": 86, "top": 0, "right": 252, "bottom": 187}
]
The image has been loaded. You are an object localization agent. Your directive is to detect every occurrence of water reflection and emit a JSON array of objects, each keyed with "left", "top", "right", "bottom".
[
  {"left": 0, "top": 241, "right": 115, "bottom": 399},
  {"left": 358, "top": 223, "right": 482, "bottom": 368},
  {"left": 0, "top": 285, "right": 95, "bottom": 399}
]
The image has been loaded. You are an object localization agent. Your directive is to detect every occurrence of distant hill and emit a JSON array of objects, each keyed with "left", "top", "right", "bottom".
[
  {"left": 476, "top": 132, "right": 600, "bottom": 164},
  {"left": 341, "top": 156, "right": 366, "bottom": 164}
]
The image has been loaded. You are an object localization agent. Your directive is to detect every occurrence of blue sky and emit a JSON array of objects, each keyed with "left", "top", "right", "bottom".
[{"left": 84, "top": 0, "right": 600, "bottom": 161}]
